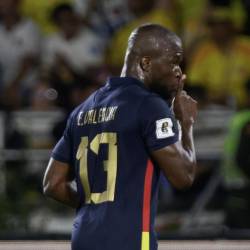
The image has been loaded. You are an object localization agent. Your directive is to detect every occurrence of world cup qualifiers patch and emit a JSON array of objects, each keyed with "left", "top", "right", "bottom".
[{"left": 156, "top": 118, "right": 175, "bottom": 139}]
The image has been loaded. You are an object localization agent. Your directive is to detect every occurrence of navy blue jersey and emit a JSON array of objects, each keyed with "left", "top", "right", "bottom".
[{"left": 52, "top": 77, "right": 179, "bottom": 250}]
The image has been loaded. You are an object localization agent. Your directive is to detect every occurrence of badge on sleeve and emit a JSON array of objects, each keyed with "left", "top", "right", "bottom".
[{"left": 156, "top": 118, "right": 175, "bottom": 139}]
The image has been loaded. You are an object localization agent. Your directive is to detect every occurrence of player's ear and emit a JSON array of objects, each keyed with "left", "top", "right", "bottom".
[{"left": 140, "top": 56, "right": 151, "bottom": 72}]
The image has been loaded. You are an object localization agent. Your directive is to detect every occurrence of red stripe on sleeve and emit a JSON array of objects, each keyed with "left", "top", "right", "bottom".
[{"left": 142, "top": 160, "right": 154, "bottom": 232}]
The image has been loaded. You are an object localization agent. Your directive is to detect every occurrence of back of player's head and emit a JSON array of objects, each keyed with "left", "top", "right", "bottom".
[{"left": 125, "top": 23, "right": 181, "bottom": 61}]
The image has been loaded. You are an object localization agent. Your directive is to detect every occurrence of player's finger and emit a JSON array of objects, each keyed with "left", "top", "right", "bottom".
[{"left": 177, "top": 74, "right": 186, "bottom": 95}]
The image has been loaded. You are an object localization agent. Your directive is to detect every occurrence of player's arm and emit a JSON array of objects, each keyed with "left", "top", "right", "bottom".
[
  {"left": 151, "top": 125, "right": 196, "bottom": 189},
  {"left": 151, "top": 75, "right": 197, "bottom": 189},
  {"left": 43, "top": 158, "right": 80, "bottom": 208}
]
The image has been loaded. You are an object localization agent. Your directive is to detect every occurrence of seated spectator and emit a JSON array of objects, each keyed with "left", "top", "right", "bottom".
[
  {"left": 41, "top": 3, "right": 105, "bottom": 110},
  {"left": 0, "top": 0, "right": 42, "bottom": 110},
  {"left": 42, "top": 3, "right": 104, "bottom": 83},
  {"left": 106, "top": 0, "right": 178, "bottom": 73},
  {"left": 208, "top": 0, "right": 246, "bottom": 30},
  {"left": 178, "top": 0, "right": 209, "bottom": 53},
  {"left": 21, "top": 0, "right": 72, "bottom": 34},
  {"left": 187, "top": 7, "right": 250, "bottom": 108},
  {"left": 73, "top": 0, "right": 130, "bottom": 39},
  {"left": 166, "top": 0, "right": 246, "bottom": 58}
]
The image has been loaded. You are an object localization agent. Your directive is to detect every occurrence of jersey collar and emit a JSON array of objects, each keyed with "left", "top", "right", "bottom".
[{"left": 106, "top": 76, "right": 146, "bottom": 89}]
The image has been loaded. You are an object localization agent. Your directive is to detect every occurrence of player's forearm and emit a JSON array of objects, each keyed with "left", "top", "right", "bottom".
[
  {"left": 179, "top": 123, "right": 196, "bottom": 181},
  {"left": 181, "top": 122, "right": 196, "bottom": 158},
  {"left": 44, "top": 181, "right": 80, "bottom": 209}
]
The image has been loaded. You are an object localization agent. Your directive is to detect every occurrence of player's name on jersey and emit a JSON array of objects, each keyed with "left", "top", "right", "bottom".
[{"left": 77, "top": 106, "right": 118, "bottom": 126}]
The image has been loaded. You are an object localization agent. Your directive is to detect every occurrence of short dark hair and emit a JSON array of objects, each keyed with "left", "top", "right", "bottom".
[{"left": 50, "top": 3, "right": 73, "bottom": 23}]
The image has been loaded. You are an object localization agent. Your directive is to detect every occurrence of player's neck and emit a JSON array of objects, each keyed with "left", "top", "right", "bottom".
[{"left": 120, "top": 64, "right": 145, "bottom": 84}]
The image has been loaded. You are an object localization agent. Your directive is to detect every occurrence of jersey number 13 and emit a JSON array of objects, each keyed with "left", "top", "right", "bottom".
[{"left": 76, "top": 132, "right": 117, "bottom": 204}]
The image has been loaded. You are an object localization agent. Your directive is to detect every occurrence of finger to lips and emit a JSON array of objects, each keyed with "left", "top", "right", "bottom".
[
  {"left": 177, "top": 74, "right": 186, "bottom": 95},
  {"left": 181, "top": 74, "right": 187, "bottom": 82}
]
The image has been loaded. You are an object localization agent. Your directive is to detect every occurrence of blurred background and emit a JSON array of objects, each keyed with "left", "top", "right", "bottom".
[{"left": 0, "top": 0, "right": 250, "bottom": 241}]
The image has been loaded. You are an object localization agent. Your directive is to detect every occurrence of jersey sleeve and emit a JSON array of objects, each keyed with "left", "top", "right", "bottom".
[
  {"left": 139, "top": 95, "right": 179, "bottom": 152},
  {"left": 51, "top": 113, "right": 74, "bottom": 164}
]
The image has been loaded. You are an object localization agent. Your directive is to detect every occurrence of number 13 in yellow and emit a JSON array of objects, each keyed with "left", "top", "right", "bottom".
[{"left": 76, "top": 133, "right": 117, "bottom": 204}]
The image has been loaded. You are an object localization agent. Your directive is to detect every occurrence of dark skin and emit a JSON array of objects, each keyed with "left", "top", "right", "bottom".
[
  {"left": 43, "top": 158, "right": 79, "bottom": 208},
  {"left": 121, "top": 26, "right": 197, "bottom": 189},
  {"left": 43, "top": 25, "right": 197, "bottom": 208}
]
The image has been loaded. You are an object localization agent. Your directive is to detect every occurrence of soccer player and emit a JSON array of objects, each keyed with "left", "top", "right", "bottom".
[{"left": 43, "top": 24, "right": 197, "bottom": 250}]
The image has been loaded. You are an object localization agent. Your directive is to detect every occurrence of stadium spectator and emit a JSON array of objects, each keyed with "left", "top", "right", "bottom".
[
  {"left": 73, "top": 0, "right": 130, "bottom": 39},
  {"left": 20, "top": 0, "right": 72, "bottom": 34},
  {"left": 0, "top": 0, "right": 41, "bottom": 110},
  {"left": 41, "top": 3, "right": 105, "bottom": 110},
  {"left": 42, "top": 4, "right": 103, "bottom": 80},
  {"left": 42, "top": 3, "right": 104, "bottom": 82},
  {"left": 43, "top": 24, "right": 197, "bottom": 250},
  {"left": 178, "top": 0, "right": 209, "bottom": 54},
  {"left": 106, "top": 0, "right": 178, "bottom": 73},
  {"left": 187, "top": 7, "right": 250, "bottom": 108},
  {"left": 208, "top": 0, "right": 246, "bottom": 30}
]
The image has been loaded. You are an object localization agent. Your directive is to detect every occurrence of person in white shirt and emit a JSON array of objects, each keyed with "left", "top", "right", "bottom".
[
  {"left": 42, "top": 3, "right": 104, "bottom": 77},
  {"left": 0, "top": 0, "right": 41, "bottom": 109}
]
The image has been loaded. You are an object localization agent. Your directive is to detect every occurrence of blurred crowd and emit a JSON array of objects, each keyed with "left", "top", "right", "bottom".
[
  {"left": 0, "top": 0, "right": 249, "bottom": 113},
  {"left": 0, "top": 0, "right": 250, "bottom": 233}
]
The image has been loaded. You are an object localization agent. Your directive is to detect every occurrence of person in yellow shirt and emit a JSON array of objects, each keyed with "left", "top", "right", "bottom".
[
  {"left": 21, "top": 0, "right": 72, "bottom": 34},
  {"left": 178, "top": 0, "right": 246, "bottom": 52},
  {"left": 177, "top": 0, "right": 208, "bottom": 51},
  {"left": 187, "top": 8, "right": 250, "bottom": 108}
]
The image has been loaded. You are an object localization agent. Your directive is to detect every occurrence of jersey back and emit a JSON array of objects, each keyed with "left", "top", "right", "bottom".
[{"left": 52, "top": 77, "right": 179, "bottom": 250}]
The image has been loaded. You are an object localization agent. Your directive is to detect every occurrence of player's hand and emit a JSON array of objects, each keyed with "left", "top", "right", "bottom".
[{"left": 173, "top": 74, "right": 197, "bottom": 126}]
